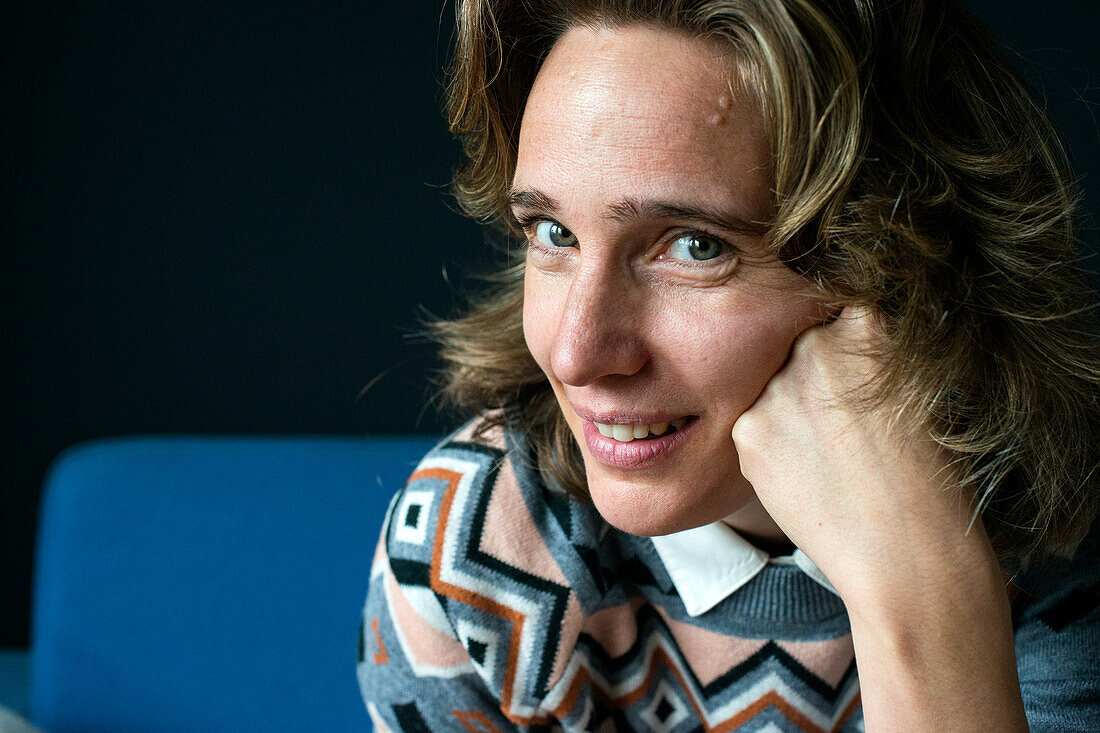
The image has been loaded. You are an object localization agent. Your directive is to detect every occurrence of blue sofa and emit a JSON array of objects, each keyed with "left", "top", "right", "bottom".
[{"left": 15, "top": 434, "right": 437, "bottom": 733}]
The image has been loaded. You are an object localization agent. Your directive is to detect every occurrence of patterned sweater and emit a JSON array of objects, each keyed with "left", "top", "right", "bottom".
[{"left": 358, "top": 419, "right": 1100, "bottom": 732}]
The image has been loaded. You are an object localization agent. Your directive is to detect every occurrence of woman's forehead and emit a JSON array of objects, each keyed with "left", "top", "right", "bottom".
[
  {"left": 529, "top": 25, "right": 755, "bottom": 124},
  {"left": 514, "top": 25, "right": 771, "bottom": 216}
]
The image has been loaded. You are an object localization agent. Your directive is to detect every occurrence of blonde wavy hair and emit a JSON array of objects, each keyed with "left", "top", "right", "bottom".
[{"left": 433, "top": 0, "right": 1100, "bottom": 565}]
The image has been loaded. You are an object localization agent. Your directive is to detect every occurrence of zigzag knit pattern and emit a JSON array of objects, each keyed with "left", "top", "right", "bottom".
[{"left": 359, "top": 420, "right": 864, "bottom": 732}]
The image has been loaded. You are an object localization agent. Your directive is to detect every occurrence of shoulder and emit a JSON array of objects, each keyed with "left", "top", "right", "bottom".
[
  {"left": 386, "top": 414, "right": 609, "bottom": 596},
  {"left": 1011, "top": 520, "right": 1100, "bottom": 731},
  {"left": 385, "top": 414, "right": 575, "bottom": 579},
  {"left": 385, "top": 416, "right": 510, "bottom": 560},
  {"left": 378, "top": 414, "right": 608, "bottom": 720},
  {"left": 378, "top": 416, "right": 518, "bottom": 615},
  {"left": 1011, "top": 519, "right": 1100, "bottom": 636}
]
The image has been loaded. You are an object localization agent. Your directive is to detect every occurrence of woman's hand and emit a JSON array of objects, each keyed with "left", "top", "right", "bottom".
[
  {"left": 731, "top": 305, "right": 1029, "bottom": 731},
  {"left": 730, "top": 305, "right": 981, "bottom": 596}
]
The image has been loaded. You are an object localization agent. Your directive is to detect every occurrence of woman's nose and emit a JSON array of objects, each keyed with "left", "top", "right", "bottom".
[{"left": 549, "top": 265, "right": 648, "bottom": 386}]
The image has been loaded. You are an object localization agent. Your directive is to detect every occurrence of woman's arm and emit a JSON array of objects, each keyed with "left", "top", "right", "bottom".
[
  {"left": 842, "top": 517, "right": 1027, "bottom": 731},
  {"left": 358, "top": 481, "right": 523, "bottom": 732},
  {"left": 731, "top": 307, "right": 1029, "bottom": 731}
]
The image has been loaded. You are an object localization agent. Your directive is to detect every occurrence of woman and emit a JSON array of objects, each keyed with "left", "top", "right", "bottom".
[{"left": 359, "top": 0, "right": 1100, "bottom": 730}]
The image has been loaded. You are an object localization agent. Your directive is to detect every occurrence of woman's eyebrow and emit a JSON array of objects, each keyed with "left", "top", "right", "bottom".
[
  {"left": 507, "top": 189, "right": 768, "bottom": 237},
  {"left": 606, "top": 197, "right": 768, "bottom": 236},
  {"left": 507, "top": 188, "right": 560, "bottom": 213}
]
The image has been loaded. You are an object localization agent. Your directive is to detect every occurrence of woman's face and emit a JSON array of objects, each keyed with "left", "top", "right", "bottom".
[{"left": 515, "top": 25, "right": 824, "bottom": 536}]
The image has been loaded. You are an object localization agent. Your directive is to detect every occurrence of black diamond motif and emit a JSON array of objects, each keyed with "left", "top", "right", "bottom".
[
  {"left": 392, "top": 702, "right": 431, "bottom": 733},
  {"left": 468, "top": 638, "right": 488, "bottom": 666},
  {"left": 654, "top": 696, "right": 674, "bottom": 723},
  {"left": 545, "top": 488, "right": 574, "bottom": 540},
  {"left": 584, "top": 703, "right": 613, "bottom": 732},
  {"left": 404, "top": 504, "right": 422, "bottom": 528},
  {"left": 578, "top": 547, "right": 608, "bottom": 594}
]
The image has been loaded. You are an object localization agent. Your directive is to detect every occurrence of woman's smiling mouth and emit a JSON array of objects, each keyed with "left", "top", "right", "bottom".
[
  {"left": 580, "top": 416, "right": 700, "bottom": 468},
  {"left": 593, "top": 417, "right": 690, "bottom": 442}
]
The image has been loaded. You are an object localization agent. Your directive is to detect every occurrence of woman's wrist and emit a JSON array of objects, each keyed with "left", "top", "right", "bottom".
[{"left": 841, "top": 541, "right": 1028, "bottom": 731}]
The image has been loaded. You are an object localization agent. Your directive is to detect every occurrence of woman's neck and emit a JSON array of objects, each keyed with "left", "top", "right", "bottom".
[{"left": 722, "top": 498, "right": 797, "bottom": 556}]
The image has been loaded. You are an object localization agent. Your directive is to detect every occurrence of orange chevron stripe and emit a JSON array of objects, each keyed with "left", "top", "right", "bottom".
[
  {"left": 549, "top": 647, "right": 713, "bottom": 727},
  {"left": 716, "top": 690, "right": 823, "bottom": 732},
  {"left": 369, "top": 617, "right": 388, "bottom": 665},
  {"left": 413, "top": 466, "right": 555, "bottom": 727},
  {"left": 834, "top": 690, "right": 861, "bottom": 731},
  {"left": 454, "top": 709, "right": 504, "bottom": 732},
  {"left": 549, "top": 641, "right": 858, "bottom": 732}
]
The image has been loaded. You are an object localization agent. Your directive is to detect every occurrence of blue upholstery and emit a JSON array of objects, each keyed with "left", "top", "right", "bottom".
[{"left": 30, "top": 435, "right": 437, "bottom": 733}]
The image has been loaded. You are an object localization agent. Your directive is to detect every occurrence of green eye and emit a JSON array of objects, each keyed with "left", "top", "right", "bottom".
[
  {"left": 534, "top": 221, "right": 578, "bottom": 247},
  {"left": 667, "top": 234, "right": 724, "bottom": 261}
]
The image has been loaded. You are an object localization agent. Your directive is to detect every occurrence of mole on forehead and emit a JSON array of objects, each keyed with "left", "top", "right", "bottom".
[{"left": 706, "top": 92, "right": 735, "bottom": 126}]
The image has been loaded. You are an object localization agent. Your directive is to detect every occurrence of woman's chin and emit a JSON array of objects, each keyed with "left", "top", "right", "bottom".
[{"left": 585, "top": 472, "right": 752, "bottom": 537}]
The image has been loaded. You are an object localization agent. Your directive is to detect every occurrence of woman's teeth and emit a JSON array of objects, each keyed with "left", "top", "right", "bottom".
[{"left": 595, "top": 418, "right": 688, "bottom": 442}]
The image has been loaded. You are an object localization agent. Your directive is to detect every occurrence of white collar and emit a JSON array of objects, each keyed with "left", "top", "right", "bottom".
[{"left": 650, "top": 521, "right": 839, "bottom": 617}]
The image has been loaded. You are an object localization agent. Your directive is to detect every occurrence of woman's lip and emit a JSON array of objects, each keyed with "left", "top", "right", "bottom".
[
  {"left": 572, "top": 409, "right": 692, "bottom": 424},
  {"left": 581, "top": 416, "right": 699, "bottom": 469}
]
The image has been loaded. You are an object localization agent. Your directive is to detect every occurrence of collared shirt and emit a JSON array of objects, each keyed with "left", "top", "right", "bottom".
[{"left": 650, "top": 521, "right": 840, "bottom": 616}]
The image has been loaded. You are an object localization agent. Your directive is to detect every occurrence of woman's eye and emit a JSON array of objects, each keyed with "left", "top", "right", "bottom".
[
  {"left": 534, "top": 221, "right": 578, "bottom": 248},
  {"left": 666, "top": 234, "right": 725, "bottom": 261}
]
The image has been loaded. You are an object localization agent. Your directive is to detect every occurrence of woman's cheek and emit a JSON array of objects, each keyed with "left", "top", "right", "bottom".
[
  {"left": 522, "top": 274, "right": 559, "bottom": 379},
  {"left": 664, "top": 309, "right": 788, "bottom": 397}
]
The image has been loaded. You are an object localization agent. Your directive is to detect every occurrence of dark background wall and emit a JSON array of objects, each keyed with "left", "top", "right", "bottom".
[{"left": 3, "top": 0, "right": 1097, "bottom": 648}]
